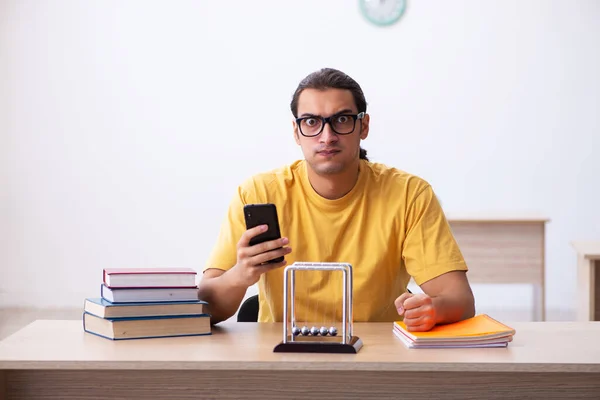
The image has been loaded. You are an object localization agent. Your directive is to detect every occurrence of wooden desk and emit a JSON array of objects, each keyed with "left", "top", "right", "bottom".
[
  {"left": 1, "top": 320, "right": 599, "bottom": 399},
  {"left": 448, "top": 217, "right": 548, "bottom": 320},
  {"left": 572, "top": 241, "right": 600, "bottom": 321}
]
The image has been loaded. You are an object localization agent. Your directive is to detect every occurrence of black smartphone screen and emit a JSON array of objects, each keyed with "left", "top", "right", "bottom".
[{"left": 243, "top": 203, "right": 284, "bottom": 263}]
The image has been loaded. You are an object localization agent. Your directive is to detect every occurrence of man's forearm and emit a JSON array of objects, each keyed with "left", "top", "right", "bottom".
[
  {"left": 432, "top": 292, "right": 475, "bottom": 325},
  {"left": 197, "top": 270, "right": 249, "bottom": 325}
]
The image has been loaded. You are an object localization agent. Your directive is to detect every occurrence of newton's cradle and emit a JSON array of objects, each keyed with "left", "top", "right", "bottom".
[{"left": 273, "top": 262, "right": 363, "bottom": 354}]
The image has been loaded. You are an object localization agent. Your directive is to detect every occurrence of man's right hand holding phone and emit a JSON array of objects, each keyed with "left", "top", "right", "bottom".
[
  {"left": 230, "top": 224, "right": 292, "bottom": 287},
  {"left": 198, "top": 223, "right": 291, "bottom": 324}
]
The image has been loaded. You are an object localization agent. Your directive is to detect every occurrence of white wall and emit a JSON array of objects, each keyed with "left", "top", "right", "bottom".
[{"left": 1, "top": 0, "right": 598, "bottom": 319}]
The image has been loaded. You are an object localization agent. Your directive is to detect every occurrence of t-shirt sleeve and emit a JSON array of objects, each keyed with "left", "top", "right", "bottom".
[
  {"left": 202, "top": 185, "right": 250, "bottom": 273},
  {"left": 402, "top": 184, "right": 468, "bottom": 285}
]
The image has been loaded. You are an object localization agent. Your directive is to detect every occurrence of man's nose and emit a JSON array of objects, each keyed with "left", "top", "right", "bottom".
[{"left": 319, "top": 123, "right": 339, "bottom": 144}]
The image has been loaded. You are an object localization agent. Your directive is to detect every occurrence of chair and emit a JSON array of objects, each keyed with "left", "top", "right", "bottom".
[{"left": 237, "top": 294, "right": 259, "bottom": 322}]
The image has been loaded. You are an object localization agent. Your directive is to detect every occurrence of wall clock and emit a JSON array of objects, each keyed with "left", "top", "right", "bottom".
[{"left": 359, "top": 0, "right": 407, "bottom": 27}]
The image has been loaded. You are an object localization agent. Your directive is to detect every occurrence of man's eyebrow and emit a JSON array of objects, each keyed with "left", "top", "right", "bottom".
[{"left": 299, "top": 109, "right": 355, "bottom": 118}]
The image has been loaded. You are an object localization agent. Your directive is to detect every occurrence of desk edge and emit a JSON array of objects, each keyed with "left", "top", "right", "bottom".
[{"left": 1, "top": 361, "right": 599, "bottom": 373}]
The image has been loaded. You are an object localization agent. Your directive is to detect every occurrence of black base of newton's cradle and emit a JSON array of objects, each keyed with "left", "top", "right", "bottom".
[{"left": 273, "top": 336, "right": 363, "bottom": 353}]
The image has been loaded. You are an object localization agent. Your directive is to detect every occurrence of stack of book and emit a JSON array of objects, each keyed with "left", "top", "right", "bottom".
[
  {"left": 393, "top": 314, "right": 515, "bottom": 349},
  {"left": 83, "top": 267, "right": 211, "bottom": 340}
]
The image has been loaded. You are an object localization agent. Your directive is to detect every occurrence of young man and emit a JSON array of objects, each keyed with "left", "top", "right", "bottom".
[{"left": 198, "top": 68, "right": 475, "bottom": 331}]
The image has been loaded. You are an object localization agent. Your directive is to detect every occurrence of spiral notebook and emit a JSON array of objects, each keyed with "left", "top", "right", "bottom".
[{"left": 393, "top": 314, "right": 516, "bottom": 349}]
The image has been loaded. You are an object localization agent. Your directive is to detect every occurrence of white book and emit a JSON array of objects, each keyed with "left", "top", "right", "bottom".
[{"left": 101, "top": 284, "right": 199, "bottom": 303}]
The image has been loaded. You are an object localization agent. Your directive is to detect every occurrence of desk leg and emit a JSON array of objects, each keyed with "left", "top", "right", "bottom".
[
  {"left": 593, "top": 260, "right": 599, "bottom": 321},
  {"left": 533, "top": 284, "right": 545, "bottom": 321},
  {"left": 578, "top": 256, "right": 594, "bottom": 321}
]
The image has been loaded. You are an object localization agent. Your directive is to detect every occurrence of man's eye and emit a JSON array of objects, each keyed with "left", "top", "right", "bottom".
[
  {"left": 305, "top": 118, "right": 318, "bottom": 126},
  {"left": 336, "top": 115, "right": 350, "bottom": 124}
]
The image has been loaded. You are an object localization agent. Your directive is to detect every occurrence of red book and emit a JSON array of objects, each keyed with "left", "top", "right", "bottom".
[{"left": 103, "top": 267, "right": 198, "bottom": 288}]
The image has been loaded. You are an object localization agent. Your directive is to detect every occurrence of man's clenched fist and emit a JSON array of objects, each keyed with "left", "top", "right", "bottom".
[{"left": 395, "top": 292, "right": 437, "bottom": 332}]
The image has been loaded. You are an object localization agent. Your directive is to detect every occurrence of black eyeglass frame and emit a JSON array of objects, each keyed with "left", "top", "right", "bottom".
[{"left": 295, "top": 112, "right": 365, "bottom": 137}]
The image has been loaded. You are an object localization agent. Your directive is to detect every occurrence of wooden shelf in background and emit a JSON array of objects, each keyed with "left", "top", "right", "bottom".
[{"left": 448, "top": 218, "right": 548, "bottom": 320}]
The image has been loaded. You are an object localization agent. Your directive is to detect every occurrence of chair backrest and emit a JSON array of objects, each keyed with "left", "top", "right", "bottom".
[{"left": 237, "top": 294, "right": 259, "bottom": 322}]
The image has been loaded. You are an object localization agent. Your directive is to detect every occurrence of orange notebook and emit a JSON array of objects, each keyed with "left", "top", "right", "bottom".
[{"left": 393, "top": 314, "right": 516, "bottom": 348}]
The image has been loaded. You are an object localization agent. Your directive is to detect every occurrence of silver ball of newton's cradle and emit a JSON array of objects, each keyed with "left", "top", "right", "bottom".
[
  {"left": 329, "top": 327, "right": 338, "bottom": 336},
  {"left": 301, "top": 326, "right": 310, "bottom": 336},
  {"left": 310, "top": 326, "right": 320, "bottom": 336},
  {"left": 292, "top": 326, "right": 301, "bottom": 336},
  {"left": 319, "top": 326, "right": 329, "bottom": 336}
]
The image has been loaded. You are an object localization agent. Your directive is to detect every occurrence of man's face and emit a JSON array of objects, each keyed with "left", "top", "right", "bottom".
[{"left": 293, "top": 88, "right": 369, "bottom": 176}]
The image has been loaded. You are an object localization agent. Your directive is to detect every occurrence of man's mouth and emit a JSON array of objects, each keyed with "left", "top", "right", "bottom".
[{"left": 317, "top": 149, "right": 340, "bottom": 155}]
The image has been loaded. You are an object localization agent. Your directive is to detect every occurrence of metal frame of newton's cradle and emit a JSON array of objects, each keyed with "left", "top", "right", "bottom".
[{"left": 273, "top": 262, "right": 363, "bottom": 353}]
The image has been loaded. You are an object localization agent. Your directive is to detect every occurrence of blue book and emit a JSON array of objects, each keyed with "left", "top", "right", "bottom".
[
  {"left": 82, "top": 311, "right": 211, "bottom": 340},
  {"left": 84, "top": 297, "right": 209, "bottom": 319}
]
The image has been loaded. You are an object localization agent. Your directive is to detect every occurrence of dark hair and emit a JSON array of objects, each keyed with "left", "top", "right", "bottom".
[{"left": 290, "top": 68, "right": 369, "bottom": 161}]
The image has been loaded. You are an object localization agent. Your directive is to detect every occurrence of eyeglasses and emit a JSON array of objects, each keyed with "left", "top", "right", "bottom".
[{"left": 295, "top": 112, "right": 365, "bottom": 137}]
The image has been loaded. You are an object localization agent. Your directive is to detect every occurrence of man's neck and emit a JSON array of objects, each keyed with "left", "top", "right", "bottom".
[{"left": 306, "top": 161, "right": 361, "bottom": 200}]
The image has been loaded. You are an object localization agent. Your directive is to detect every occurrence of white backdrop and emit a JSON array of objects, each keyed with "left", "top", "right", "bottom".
[{"left": 1, "top": 0, "right": 598, "bottom": 320}]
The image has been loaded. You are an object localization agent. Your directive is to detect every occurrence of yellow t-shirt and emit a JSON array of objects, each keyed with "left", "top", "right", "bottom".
[{"left": 203, "top": 159, "right": 468, "bottom": 323}]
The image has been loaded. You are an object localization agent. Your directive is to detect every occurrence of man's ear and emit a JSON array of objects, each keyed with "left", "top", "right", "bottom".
[
  {"left": 292, "top": 120, "right": 301, "bottom": 145},
  {"left": 360, "top": 113, "right": 370, "bottom": 140}
]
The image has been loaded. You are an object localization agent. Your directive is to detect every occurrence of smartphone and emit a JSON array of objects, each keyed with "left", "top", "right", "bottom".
[{"left": 243, "top": 203, "right": 284, "bottom": 263}]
